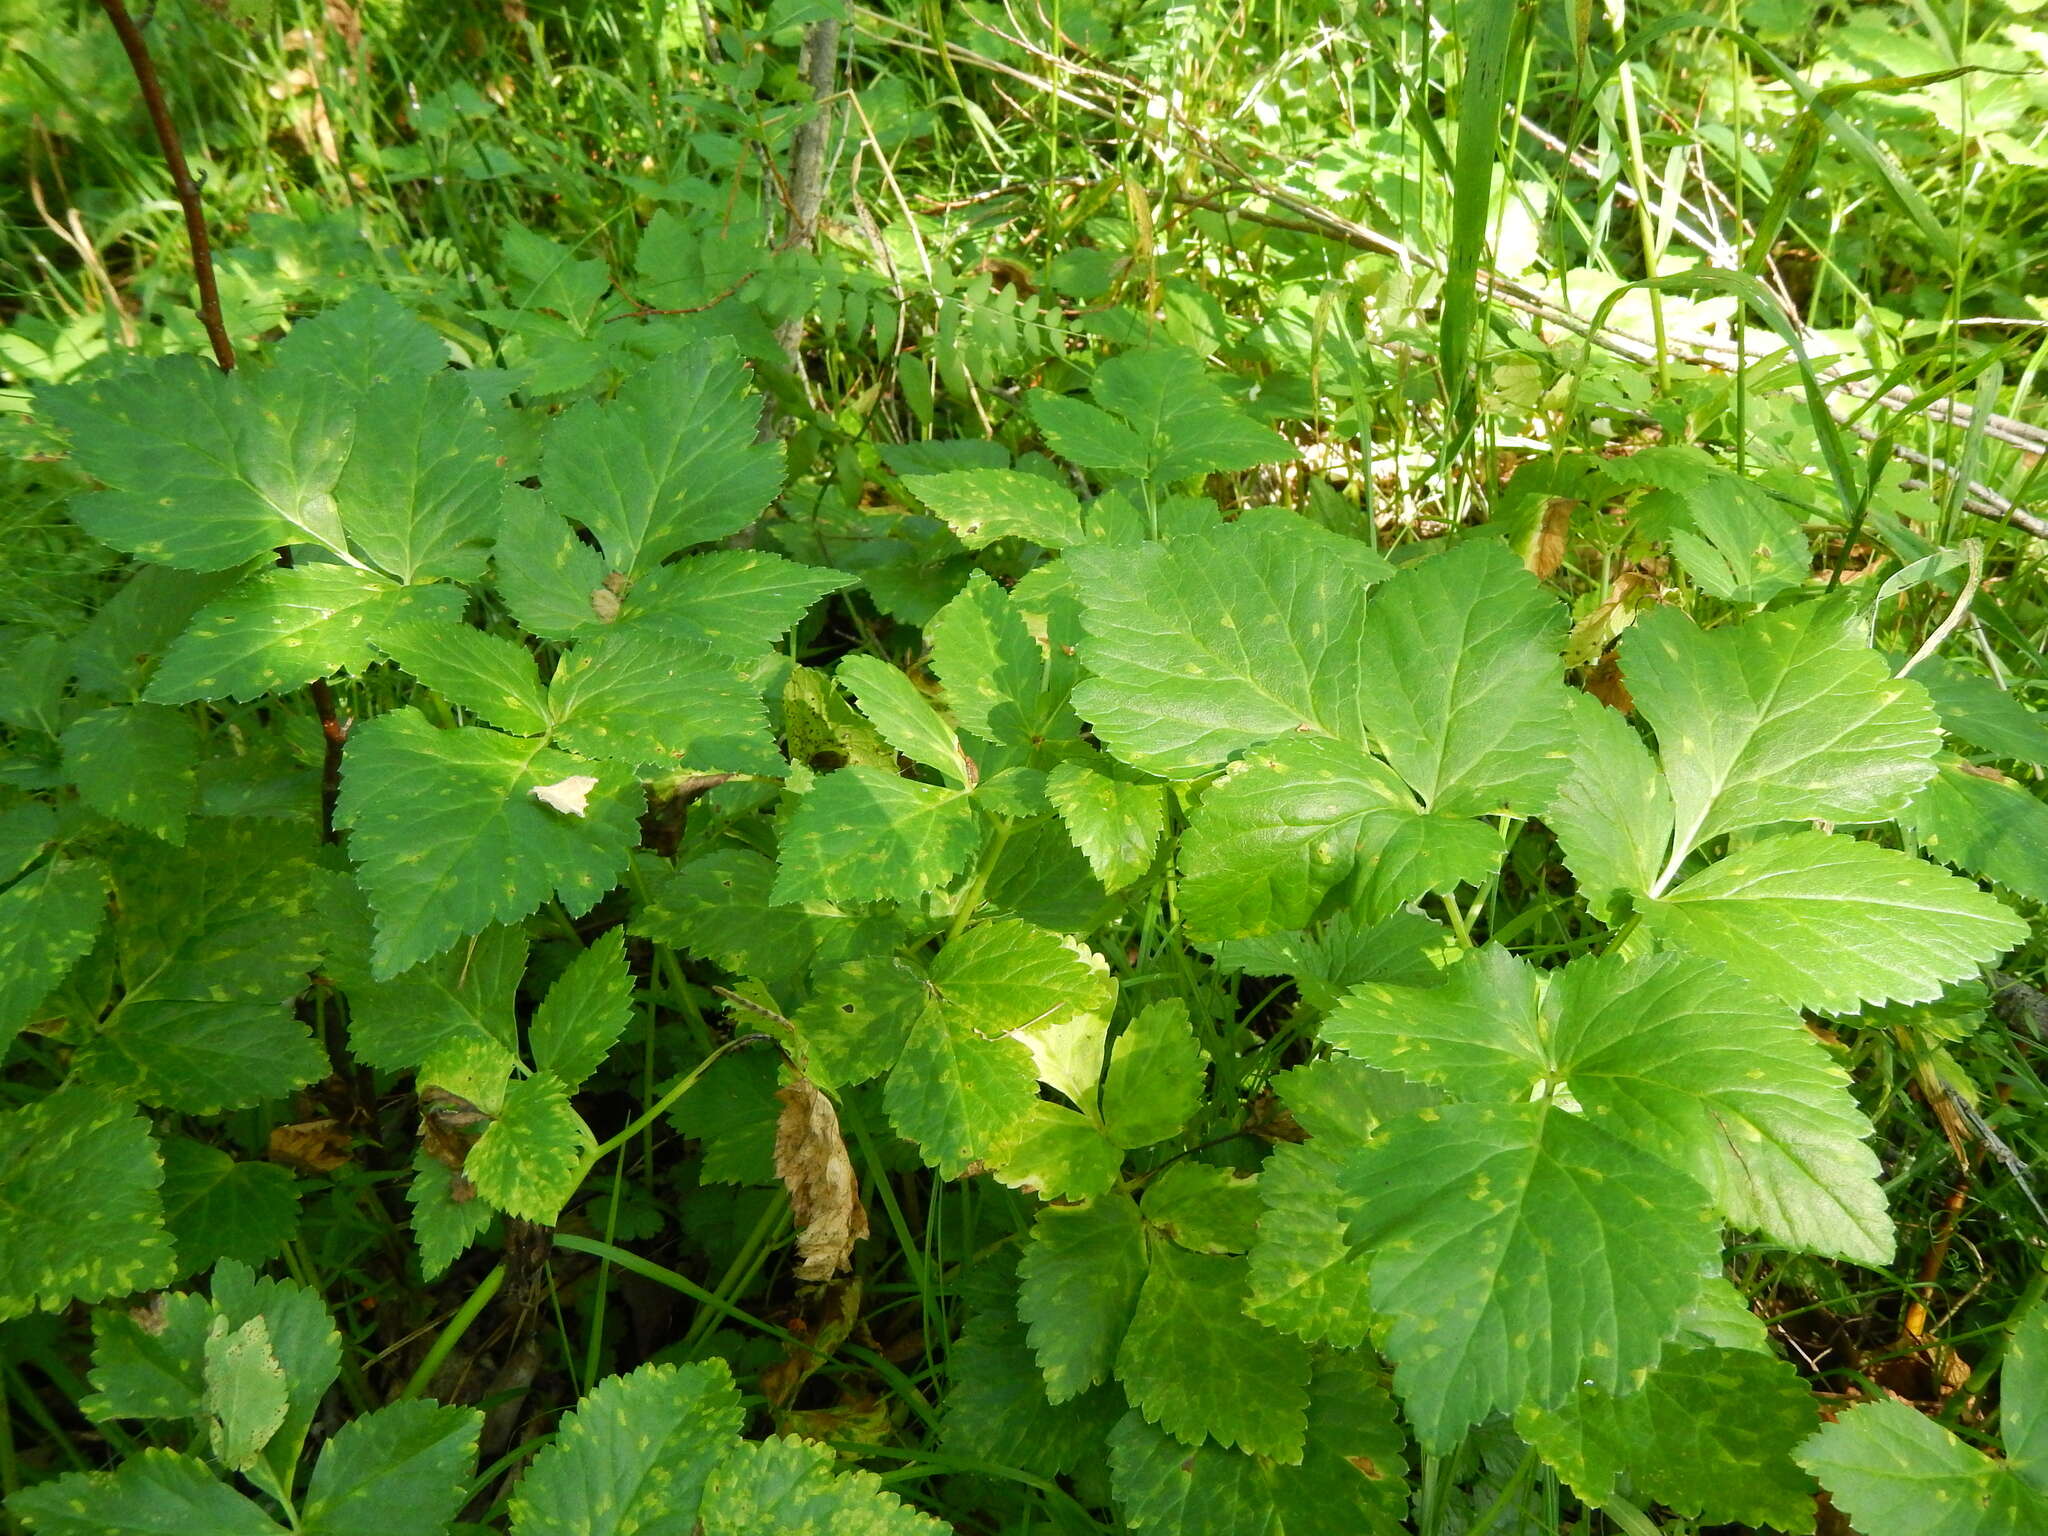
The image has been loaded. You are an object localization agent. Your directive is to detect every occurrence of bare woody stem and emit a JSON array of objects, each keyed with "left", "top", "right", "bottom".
[{"left": 96, "top": 0, "right": 348, "bottom": 838}]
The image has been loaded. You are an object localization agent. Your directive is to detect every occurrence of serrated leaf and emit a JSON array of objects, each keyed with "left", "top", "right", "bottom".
[
  {"left": 1083, "top": 348, "right": 1293, "bottom": 485},
  {"left": 62, "top": 703, "right": 198, "bottom": 844},
  {"left": 83, "top": 1289, "right": 212, "bottom": 1421},
  {"left": 0, "top": 804, "right": 55, "bottom": 885},
  {"left": 7, "top": 1449, "right": 286, "bottom": 1535},
  {"left": 407, "top": 1152, "right": 493, "bottom": 1282},
  {"left": 1141, "top": 1164, "right": 1261, "bottom": 1254},
  {"left": 1018, "top": 1191, "right": 1148, "bottom": 1402},
  {"left": 1519, "top": 1344, "right": 1818, "bottom": 1531},
  {"left": 1665, "top": 478, "right": 1810, "bottom": 604},
  {"left": 0, "top": 859, "right": 108, "bottom": 1057},
  {"left": 1798, "top": 1399, "right": 2048, "bottom": 1535},
  {"left": 45, "top": 355, "right": 353, "bottom": 571},
  {"left": 1030, "top": 390, "right": 1149, "bottom": 475},
  {"left": 158, "top": 1138, "right": 299, "bottom": 1277},
  {"left": 883, "top": 999, "right": 1038, "bottom": 1178},
  {"left": 496, "top": 490, "right": 609, "bottom": 641},
  {"left": 941, "top": 1306, "right": 1123, "bottom": 1480},
  {"left": 0, "top": 1087, "right": 174, "bottom": 1321},
  {"left": 1627, "top": 604, "right": 1939, "bottom": 879},
  {"left": 375, "top": 621, "right": 552, "bottom": 735},
  {"left": 210, "top": 1260, "right": 341, "bottom": 1469},
  {"left": 989, "top": 1101, "right": 1121, "bottom": 1200},
  {"left": 932, "top": 919, "right": 1112, "bottom": 1037},
  {"left": 636, "top": 849, "right": 831, "bottom": 989},
  {"left": 277, "top": 288, "right": 448, "bottom": 398},
  {"left": 1101, "top": 999, "right": 1206, "bottom": 1149},
  {"left": 1108, "top": 1354, "right": 1409, "bottom": 1536},
  {"left": 790, "top": 956, "right": 928, "bottom": 1090},
  {"left": 1325, "top": 943, "right": 1547, "bottom": 1101},
  {"left": 348, "top": 925, "right": 526, "bottom": 1073},
  {"left": 617, "top": 550, "right": 853, "bottom": 658},
  {"left": 905, "top": 468, "right": 1086, "bottom": 548},
  {"left": 530, "top": 928, "right": 633, "bottom": 1089},
  {"left": 1339, "top": 1101, "right": 1719, "bottom": 1450},
  {"left": 1068, "top": 522, "right": 1370, "bottom": 776},
  {"left": 77, "top": 999, "right": 328, "bottom": 1115},
  {"left": 1210, "top": 908, "right": 1448, "bottom": 1013},
  {"left": 836, "top": 654, "right": 971, "bottom": 785},
  {"left": 1046, "top": 755, "right": 1164, "bottom": 890},
  {"left": 334, "top": 371, "right": 503, "bottom": 583},
  {"left": 548, "top": 631, "right": 775, "bottom": 773},
  {"left": 1116, "top": 1243, "right": 1312, "bottom": 1460},
  {"left": 467, "top": 1073, "right": 590, "bottom": 1222},
  {"left": 509, "top": 1360, "right": 742, "bottom": 1535},
  {"left": 770, "top": 767, "right": 980, "bottom": 908},
  {"left": 1900, "top": 758, "right": 2048, "bottom": 903},
  {"left": 1545, "top": 696, "right": 1673, "bottom": 918},
  {"left": 701, "top": 1434, "right": 947, "bottom": 1535},
  {"left": 1245, "top": 1141, "right": 1373, "bottom": 1348},
  {"left": 1642, "top": 831, "right": 2027, "bottom": 1012},
  {"left": 540, "top": 346, "right": 782, "bottom": 579},
  {"left": 204, "top": 1314, "right": 289, "bottom": 1471},
  {"left": 1916, "top": 659, "right": 2048, "bottom": 765},
  {"left": 336, "top": 710, "right": 638, "bottom": 976},
  {"left": 301, "top": 1400, "right": 480, "bottom": 1536}
]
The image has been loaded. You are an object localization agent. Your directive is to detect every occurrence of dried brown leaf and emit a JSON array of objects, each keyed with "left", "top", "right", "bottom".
[
  {"left": 266, "top": 1118, "right": 353, "bottom": 1173},
  {"left": 774, "top": 1076, "right": 869, "bottom": 1282}
]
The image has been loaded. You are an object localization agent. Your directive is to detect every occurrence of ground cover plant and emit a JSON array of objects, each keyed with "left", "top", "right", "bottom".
[{"left": 3, "top": 1, "right": 2048, "bottom": 1532}]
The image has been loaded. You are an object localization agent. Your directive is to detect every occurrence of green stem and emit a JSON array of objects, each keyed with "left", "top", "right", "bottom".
[
  {"left": 399, "top": 1263, "right": 505, "bottom": 1402},
  {"left": 944, "top": 820, "right": 1017, "bottom": 943},
  {"left": 577, "top": 1033, "right": 772, "bottom": 1176}
]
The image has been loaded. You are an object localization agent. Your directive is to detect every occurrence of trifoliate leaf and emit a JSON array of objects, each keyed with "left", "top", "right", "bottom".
[
  {"left": 61, "top": 703, "right": 198, "bottom": 844},
  {"left": 147, "top": 567, "right": 465, "bottom": 704},
  {"left": 333, "top": 370, "right": 504, "bottom": 583},
  {"left": 158, "top": 1138, "right": 299, "bottom": 1278},
  {"left": 1354, "top": 539, "right": 1575, "bottom": 814},
  {"left": 0, "top": 859, "right": 108, "bottom": 1057},
  {"left": 204, "top": 1314, "right": 289, "bottom": 1471},
  {"left": 1109, "top": 1354, "right": 1409, "bottom": 1536},
  {"left": 495, "top": 490, "right": 609, "bottom": 642},
  {"left": 374, "top": 621, "right": 551, "bottom": 736},
  {"left": 1018, "top": 1191, "right": 1148, "bottom": 1402},
  {"left": 336, "top": 710, "right": 638, "bottom": 977},
  {"left": 836, "top": 654, "right": 972, "bottom": 785},
  {"left": 883, "top": 998, "right": 1038, "bottom": 1178},
  {"left": 1642, "top": 831, "right": 2027, "bottom": 1012},
  {"left": 988, "top": 1101, "right": 1121, "bottom": 1201},
  {"left": 1046, "top": 755, "right": 1164, "bottom": 890},
  {"left": 300, "top": 1400, "right": 481, "bottom": 1536},
  {"left": 941, "top": 1306, "right": 1123, "bottom": 1480},
  {"left": 1068, "top": 522, "right": 1370, "bottom": 776},
  {"left": 770, "top": 767, "right": 980, "bottom": 909},
  {"left": 539, "top": 346, "right": 782, "bottom": 579},
  {"left": 791, "top": 956, "right": 930, "bottom": 1090},
  {"left": 932, "top": 919, "right": 1113, "bottom": 1037},
  {"left": 616, "top": 550, "right": 853, "bottom": 658},
  {"left": 7, "top": 1448, "right": 286, "bottom": 1535},
  {"left": 548, "top": 631, "right": 775, "bottom": 773},
  {"left": 1339, "top": 1102, "right": 1719, "bottom": 1451},
  {"left": 1116, "top": 1243, "right": 1312, "bottom": 1461},
  {"left": 701, "top": 1433, "right": 947, "bottom": 1535},
  {"left": 45, "top": 355, "right": 352, "bottom": 571},
  {"left": 508, "top": 1360, "right": 742, "bottom": 1536},
  {"left": 1518, "top": 1344, "right": 1818, "bottom": 1531},
  {"left": 905, "top": 469, "right": 1087, "bottom": 549},
  {"left": 529, "top": 927, "right": 633, "bottom": 1089},
  {"left": 466, "top": 1072, "right": 590, "bottom": 1222},
  {"left": 1900, "top": 758, "right": 2048, "bottom": 904},
  {"left": 407, "top": 1152, "right": 493, "bottom": 1282},
  {"left": 1626, "top": 604, "right": 1939, "bottom": 874},
  {"left": 1546, "top": 695, "right": 1672, "bottom": 919},
  {"left": 1101, "top": 999, "right": 1206, "bottom": 1149}
]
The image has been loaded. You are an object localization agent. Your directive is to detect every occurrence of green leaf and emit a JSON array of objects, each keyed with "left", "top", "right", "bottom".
[
  {"left": 929, "top": 572, "right": 1076, "bottom": 753},
  {"left": 209, "top": 1260, "right": 342, "bottom": 1466},
  {"left": 883, "top": 999, "right": 1038, "bottom": 1179},
  {"left": 1030, "top": 391, "right": 1148, "bottom": 476},
  {"left": 62, "top": 704, "right": 198, "bottom": 844},
  {"left": 374, "top": 621, "right": 552, "bottom": 736},
  {"left": 1519, "top": 1344, "right": 1818, "bottom": 1532},
  {"left": 1339, "top": 1102, "right": 1719, "bottom": 1451},
  {"left": 1210, "top": 908, "right": 1449, "bottom": 1013},
  {"left": 770, "top": 768, "right": 980, "bottom": 908},
  {"left": 1141, "top": 1164, "right": 1261, "bottom": 1254},
  {"left": 301, "top": 1401, "right": 481, "bottom": 1536},
  {"left": 529, "top": 928, "right": 634, "bottom": 1089},
  {"left": 45, "top": 355, "right": 353, "bottom": 571},
  {"left": 158, "top": 1138, "right": 299, "bottom": 1277},
  {"left": 1018, "top": 1191, "right": 1148, "bottom": 1402},
  {"left": 791, "top": 957, "right": 929, "bottom": 1090},
  {"left": 467, "top": 1073, "right": 591, "bottom": 1222},
  {"left": 1100, "top": 999, "right": 1207, "bottom": 1149},
  {"left": 700, "top": 1434, "right": 947, "bottom": 1535},
  {"left": 1046, "top": 756, "right": 1164, "bottom": 890},
  {"left": 77, "top": 999, "right": 328, "bottom": 1116},
  {"left": 0, "top": 1088, "right": 174, "bottom": 1321},
  {"left": 509, "top": 1360, "right": 742, "bottom": 1536},
  {"left": 1798, "top": 1399, "right": 2048, "bottom": 1535},
  {"left": 1916, "top": 659, "right": 2048, "bottom": 765},
  {"left": 337, "top": 710, "right": 639, "bottom": 977},
  {"left": 547, "top": 632, "right": 776, "bottom": 774},
  {"left": 0, "top": 859, "right": 108, "bottom": 1058},
  {"left": 636, "top": 849, "right": 833, "bottom": 989},
  {"left": 941, "top": 1306, "right": 1123, "bottom": 1480},
  {"left": 347, "top": 925, "right": 526, "bottom": 1073},
  {"left": 1642, "top": 831, "right": 2027, "bottom": 1012},
  {"left": 334, "top": 371, "right": 504, "bottom": 583},
  {"left": 932, "top": 919, "right": 1112, "bottom": 1037},
  {"left": 540, "top": 346, "right": 783, "bottom": 579},
  {"left": 8, "top": 1449, "right": 286, "bottom": 1536},
  {"left": 836, "top": 655, "right": 972, "bottom": 785},
  {"left": 1665, "top": 479, "right": 1810, "bottom": 604},
  {"left": 1626, "top": 604, "right": 1939, "bottom": 879},
  {"left": 616, "top": 550, "right": 853, "bottom": 658},
  {"left": 1325, "top": 943, "right": 1546, "bottom": 1101},
  {"left": 203, "top": 1314, "right": 289, "bottom": 1471},
  {"left": 904, "top": 468, "right": 1086, "bottom": 548},
  {"left": 407, "top": 1153, "right": 493, "bottom": 1282},
  {"left": 1545, "top": 697, "right": 1673, "bottom": 919},
  {"left": 496, "top": 490, "right": 610, "bottom": 641},
  {"left": 1068, "top": 521, "right": 1371, "bottom": 776},
  {"left": 1353, "top": 539, "right": 1574, "bottom": 815},
  {"left": 1115, "top": 1243, "right": 1312, "bottom": 1461},
  {"left": 147, "top": 567, "right": 465, "bottom": 704},
  {"left": 1109, "top": 1354, "right": 1409, "bottom": 1536},
  {"left": 1900, "top": 758, "right": 2048, "bottom": 904},
  {"left": 278, "top": 288, "right": 448, "bottom": 398},
  {"left": 1083, "top": 348, "right": 1293, "bottom": 485},
  {"left": 0, "top": 804, "right": 55, "bottom": 885},
  {"left": 84, "top": 1288, "right": 212, "bottom": 1421},
  {"left": 988, "top": 1101, "right": 1121, "bottom": 1200}
]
